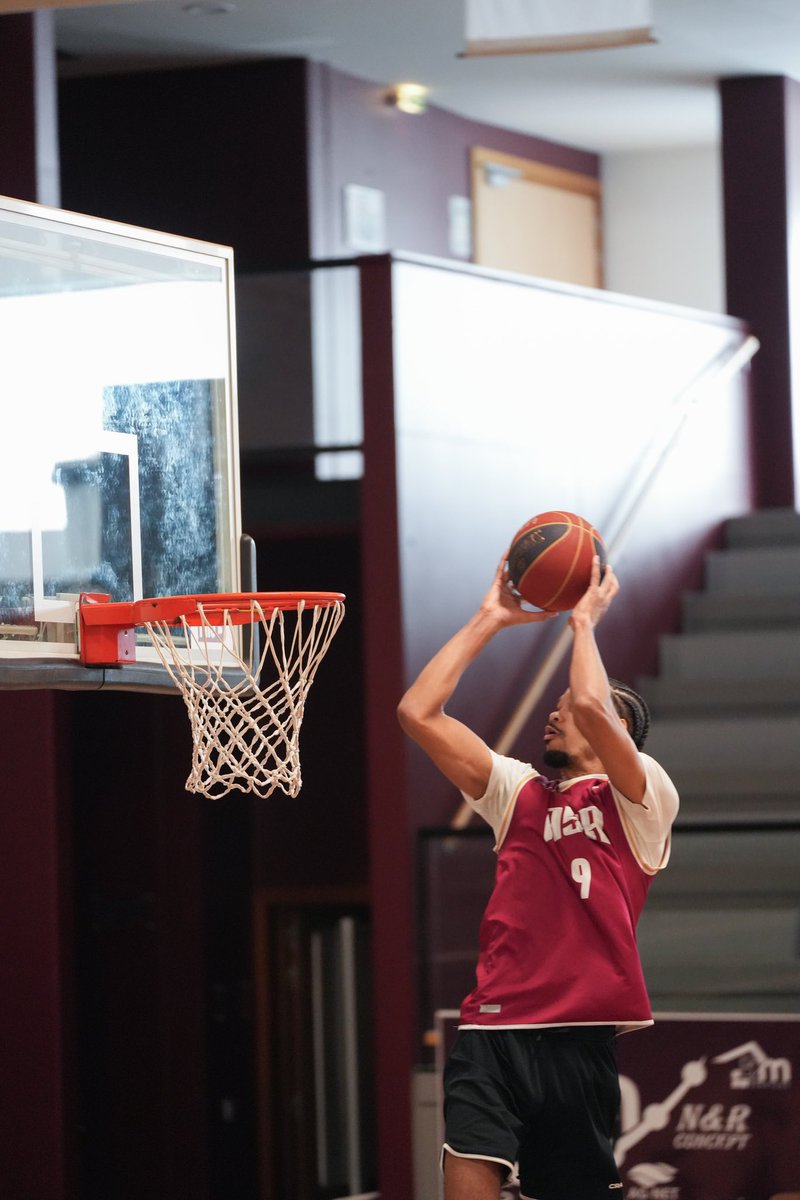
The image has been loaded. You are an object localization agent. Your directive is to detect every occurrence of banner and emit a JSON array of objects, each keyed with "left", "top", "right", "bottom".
[
  {"left": 463, "top": 0, "right": 654, "bottom": 56},
  {"left": 615, "top": 1014, "right": 800, "bottom": 1200}
]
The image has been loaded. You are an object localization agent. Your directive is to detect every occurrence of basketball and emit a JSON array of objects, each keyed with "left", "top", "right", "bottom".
[{"left": 507, "top": 510, "right": 606, "bottom": 611}]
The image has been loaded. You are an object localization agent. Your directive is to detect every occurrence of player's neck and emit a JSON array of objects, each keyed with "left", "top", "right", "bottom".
[{"left": 559, "top": 754, "right": 605, "bottom": 781}]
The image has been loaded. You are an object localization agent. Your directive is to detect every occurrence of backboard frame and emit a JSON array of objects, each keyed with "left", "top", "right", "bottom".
[{"left": 0, "top": 194, "right": 243, "bottom": 691}]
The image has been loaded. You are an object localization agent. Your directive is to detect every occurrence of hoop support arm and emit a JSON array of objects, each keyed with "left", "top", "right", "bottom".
[{"left": 78, "top": 593, "right": 138, "bottom": 665}]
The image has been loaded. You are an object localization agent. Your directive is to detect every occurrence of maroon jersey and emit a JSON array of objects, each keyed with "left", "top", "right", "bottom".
[{"left": 459, "top": 762, "right": 676, "bottom": 1032}]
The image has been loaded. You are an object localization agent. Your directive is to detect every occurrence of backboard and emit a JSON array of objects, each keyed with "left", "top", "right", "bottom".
[{"left": 0, "top": 194, "right": 242, "bottom": 690}]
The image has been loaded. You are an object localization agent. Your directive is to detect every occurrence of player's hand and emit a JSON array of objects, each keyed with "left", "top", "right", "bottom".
[
  {"left": 569, "top": 555, "right": 618, "bottom": 629},
  {"left": 480, "top": 551, "right": 559, "bottom": 626}
]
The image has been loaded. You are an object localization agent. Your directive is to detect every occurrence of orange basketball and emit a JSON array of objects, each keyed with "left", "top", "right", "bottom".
[{"left": 507, "top": 510, "right": 606, "bottom": 611}]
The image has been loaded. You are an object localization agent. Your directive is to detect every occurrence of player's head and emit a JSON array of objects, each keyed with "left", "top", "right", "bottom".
[
  {"left": 608, "top": 679, "right": 650, "bottom": 750},
  {"left": 543, "top": 680, "right": 650, "bottom": 771}
]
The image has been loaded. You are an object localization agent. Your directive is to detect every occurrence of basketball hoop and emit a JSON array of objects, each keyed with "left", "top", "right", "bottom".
[{"left": 78, "top": 592, "right": 345, "bottom": 799}]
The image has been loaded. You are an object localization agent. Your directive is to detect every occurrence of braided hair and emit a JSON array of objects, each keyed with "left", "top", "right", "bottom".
[{"left": 608, "top": 679, "right": 650, "bottom": 750}]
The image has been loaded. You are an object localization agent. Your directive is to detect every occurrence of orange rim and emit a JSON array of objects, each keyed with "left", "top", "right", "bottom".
[{"left": 79, "top": 591, "right": 345, "bottom": 629}]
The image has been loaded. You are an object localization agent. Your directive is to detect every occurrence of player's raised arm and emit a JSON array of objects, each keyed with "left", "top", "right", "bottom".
[
  {"left": 568, "top": 556, "right": 647, "bottom": 803},
  {"left": 397, "top": 554, "right": 555, "bottom": 798}
]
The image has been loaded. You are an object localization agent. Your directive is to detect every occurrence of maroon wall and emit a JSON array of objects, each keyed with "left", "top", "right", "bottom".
[
  {"left": 359, "top": 257, "right": 416, "bottom": 1200},
  {"left": 0, "top": 691, "right": 74, "bottom": 1200},
  {"left": 59, "top": 56, "right": 597, "bottom": 271},
  {"left": 0, "top": 13, "right": 59, "bottom": 205},
  {"left": 721, "top": 74, "right": 799, "bottom": 507},
  {"left": 0, "top": 24, "right": 67, "bottom": 1193},
  {"left": 245, "top": 528, "right": 367, "bottom": 893},
  {"left": 69, "top": 692, "right": 212, "bottom": 1200},
  {"left": 307, "top": 60, "right": 598, "bottom": 260},
  {"left": 0, "top": 16, "right": 39, "bottom": 201},
  {"left": 59, "top": 59, "right": 312, "bottom": 269}
]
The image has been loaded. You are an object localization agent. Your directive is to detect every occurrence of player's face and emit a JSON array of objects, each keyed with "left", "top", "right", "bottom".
[{"left": 543, "top": 689, "right": 594, "bottom": 770}]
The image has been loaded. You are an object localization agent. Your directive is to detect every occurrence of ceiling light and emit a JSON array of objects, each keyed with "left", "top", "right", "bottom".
[
  {"left": 463, "top": 0, "right": 654, "bottom": 56},
  {"left": 388, "top": 82, "right": 430, "bottom": 115}
]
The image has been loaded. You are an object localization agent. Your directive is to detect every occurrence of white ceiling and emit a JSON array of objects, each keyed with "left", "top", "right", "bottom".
[{"left": 54, "top": 0, "right": 800, "bottom": 154}]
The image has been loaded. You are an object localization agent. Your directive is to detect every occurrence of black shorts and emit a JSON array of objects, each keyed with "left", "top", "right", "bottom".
[{"left": 443, "top": 1026, "right": 623, "bottom": 1200}]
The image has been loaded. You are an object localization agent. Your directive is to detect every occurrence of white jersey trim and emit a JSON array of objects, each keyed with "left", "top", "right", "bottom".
[
  {"left": 610, "top": 753, "right": 679, "bottom": 874},
  {"left": 458, "top": 1018, "right": 654, "bottom": 1034},
  {"left": 441, "top": 1144, "right": 515, "bottom": 1178},
  {"left": 461, "top": 749, "right": 678, "bottom": 869},
  {"left": 459, "top": 751, "right": 538, "bottom": 848}
]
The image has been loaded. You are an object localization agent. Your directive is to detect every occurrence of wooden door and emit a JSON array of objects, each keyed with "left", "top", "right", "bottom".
[{"left": 472, "top": 146, "right": 603, "bottom": 287}]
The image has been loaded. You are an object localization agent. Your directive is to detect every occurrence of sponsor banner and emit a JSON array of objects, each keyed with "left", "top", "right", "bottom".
[{"left": 615, "top": 1014, "right": 800, "bottom": 1200}]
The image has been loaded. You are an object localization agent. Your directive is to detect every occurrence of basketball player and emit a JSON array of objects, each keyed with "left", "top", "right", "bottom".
[{"left": 397, "top": 554, "right": 679, "bottom": 1200}]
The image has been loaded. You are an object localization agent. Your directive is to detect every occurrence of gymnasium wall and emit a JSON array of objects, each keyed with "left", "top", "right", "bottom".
[
  {"left": 722, "top": 74, "right": 800, "bottom": 507},
  {"left": 58, "top": 58, "right": 313, "bottom": 270},
  {"left": 58, "top": 57, "right": 598, "bottom": 273},
  {"left": 602, "top": 145, "right": 725, "bottom": 314},
  {"left": 59, "top": 57, "right": 599, "bottom": 471},
  {"left": 361, "top": 249, "right": 754, "bottom": 835},
  {"left": 305, "top": 59, "right": 599, "bottom": 261}
]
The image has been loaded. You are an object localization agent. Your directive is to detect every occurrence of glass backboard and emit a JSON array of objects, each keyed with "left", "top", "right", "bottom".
[{"left": 0, "top": 195, "right": 241, "bottom": 689}]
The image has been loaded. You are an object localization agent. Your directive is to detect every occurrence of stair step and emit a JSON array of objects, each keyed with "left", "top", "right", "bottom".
[
  {"left": 638, "top": 675, "right": 800, "bottom": 716},
  {"left": 657, "top": 629, "right": 800, "bottom": 681},
  {"left": 640, "top": 910, "right": 799, "bottom": 967},
  {"left": 704, "top": 546, "right": 800, "bottom": 594},
  {"left": 682, "top": 590, "right": 800, "bottom": 631},
  {"left": 670, "top": 769, "right": 800, "bottom": 797},
  {"left": 649, "top": 975, "right": 800, "bottom": 1006},
  {"left": 638, "top": 512, "right": 800, "bottom": 826},
  {"left": 671, "top": 792, "right": 796, "bottom": 830},
  {"left": 645, "top": 715, "right": 800, "bottom": 772},
  {"left": 644, "top": 828, "right": 799, "bottom": 891},
  {"left": 646, "top": 763, "right": 800, "bottom": 824},
  {"left": 724, "top": 508, "right": 800, "bottom": 549}
]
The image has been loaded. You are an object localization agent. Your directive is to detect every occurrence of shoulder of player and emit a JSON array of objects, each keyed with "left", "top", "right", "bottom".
[
  {"left": 638, "top": 751, "right": 679, "bottom": 794},
  {"left": 609, "top": 751, "right": 679, "bottom": 821},
  {"left": 488, "top": 748, "right": 538, "bottom": 780}
]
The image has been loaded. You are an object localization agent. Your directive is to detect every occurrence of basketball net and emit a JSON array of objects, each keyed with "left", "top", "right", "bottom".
[{"left": 143, "top": 597, "right": 345, "bottom": 799}]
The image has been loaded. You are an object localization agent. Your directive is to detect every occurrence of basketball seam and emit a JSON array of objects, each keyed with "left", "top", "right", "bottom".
[{"left": 541, "top": 525, "right": 586, "bottom": 610}]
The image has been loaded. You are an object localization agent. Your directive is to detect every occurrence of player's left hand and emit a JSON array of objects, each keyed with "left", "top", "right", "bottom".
[
  {"left": 481, "top": 551, "right": 559, "bottom": 626},
  {"left": 569, "top": 556, "right": 618, "bottom": 629}
]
